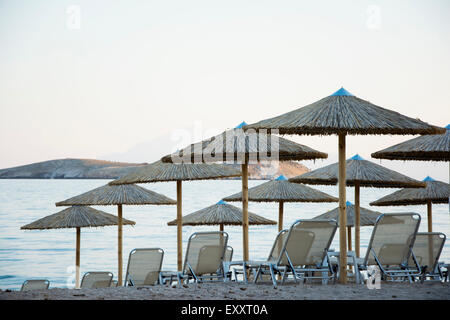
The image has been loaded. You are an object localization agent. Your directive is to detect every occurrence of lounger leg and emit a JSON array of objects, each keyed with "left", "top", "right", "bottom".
[
  {"left": 254, "top": 266, "right": 262, "bottom": 284},
  {"left": 351, "top": 254, "right": 361, "bottom": 284},
  {"left": 281, "top": 269, "right": 288, "bottom": 284},
  {"left": 291, "top": 266, "right": 299, "bottom": 283},
  {"left": 176, "top": 272, "right": 184, "bottom": 287},
  {"left": 406, "top": 269, "right": 413, "bottom": 283},
  {"left": 269, "top": 265, "right": 277, "bottom": 288},
  {"left": 242, "top": 262, "right": 248, "bottom": 284}
]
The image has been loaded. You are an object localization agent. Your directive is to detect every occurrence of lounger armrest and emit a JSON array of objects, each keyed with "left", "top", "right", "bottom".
[
  {"left": 159, "top": 271, "right": 184, "bottom": 285},
  {"left": 244, "top": 260, "right": 276, "bottom": 267}
]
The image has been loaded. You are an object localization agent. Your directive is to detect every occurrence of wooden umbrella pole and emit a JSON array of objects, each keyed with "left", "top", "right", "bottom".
[
  {"left": 278, "top": 201, "right": 284, "bottom": 232},
  {"left": 427, "top": 200, "right": 432, "bottom": 232},
  {"left": 75, "top": 227, "right": 81, "bottom": 289},
  {"left": 347, "top": 226, "right": 353, "bottom": 272},
  {"left": 347, "top": 227, "right": 352, "bottom": 251},
  {"left": 354, "top": 182, "right": 361, "bottom": 257},
  {"left": 338, "top": 133, "right": 348, "bottom": 284},
  {"left": 426, "top": 203, "right": 434, "bottom": 271},
  {"left": 177, "top": 180, "right": 183, "bottom": 271},
  {"left": 277, "top": 201, "right": 284, "bottom": 263},
  {"left": 219, "top": 223, "right": 224, "bottom": 257},
  {"left": 118, "top": 204, "right": 123, "bottom": 286},
  {"left": 242, "top": 158, "right": 249, "bottom": 262}
]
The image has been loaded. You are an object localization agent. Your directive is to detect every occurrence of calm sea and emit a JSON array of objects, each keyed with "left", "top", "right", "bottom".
[{"left": 0, "top": 179, "right": 449, "bottom": 290}]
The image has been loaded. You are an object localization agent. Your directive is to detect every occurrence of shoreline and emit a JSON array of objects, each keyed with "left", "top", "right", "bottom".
[{"left": 1, "top": 282, "right": 449, "bottom": 300}]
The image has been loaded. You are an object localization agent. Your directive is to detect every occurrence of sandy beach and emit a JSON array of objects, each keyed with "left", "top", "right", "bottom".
[{"left": 1, "top": 282, "right": 449, "bottom": 300}]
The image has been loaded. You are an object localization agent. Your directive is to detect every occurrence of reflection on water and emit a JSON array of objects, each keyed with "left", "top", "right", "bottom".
[{"left": 0, "top": 179, "right": 448, "bottom": 290}]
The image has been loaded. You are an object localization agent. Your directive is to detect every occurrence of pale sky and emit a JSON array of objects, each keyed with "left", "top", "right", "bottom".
[{"left": 0, "top": 0, "right": 449, "bottom": 180}]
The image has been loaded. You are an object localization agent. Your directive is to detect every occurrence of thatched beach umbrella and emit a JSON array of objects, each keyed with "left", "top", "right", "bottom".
[
  {"left": 21, "top": 206, "right": 135, "bottom": 288},
  {"left": 370, "top": 176, "right": 449, "bottom": 232},
  {"left": 167, "top": 200, "right": 276, "bottom": 230},
  {"left": 223, "top": 175, "right": 338, "bottom": 232},
  {"left": 109, "top": 160, "right": 241, "bottom": 271},
  {"left": 289, "top": 154, "right": 425, "bottom": 257},
  {"left": 244, "top": 87, "right": 445, "bottom": 283},
  {"left": 55, "top": 183, "right": 176, "bottom": 286},
  {"left": 372, "top": 124, "right": 450, "bottom": 211},
  {"left": 372, "top": 124, "right": 450, "bottom": 162},
  {"left": 160, "top": 122, "right": 328, "bottom": 262},
  {"left": 312, "top": 201, "right": 381, "bottom": 251}
]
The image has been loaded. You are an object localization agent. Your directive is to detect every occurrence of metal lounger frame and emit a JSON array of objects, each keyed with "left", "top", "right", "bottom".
[
  {"left": 411, "top": 232, "right": 447, "bottom": 282},
  {"left": 253, "top": 219, "right": 338, "bottom": 287},
  {"left": 80, "top": 271, "right": 113, "bottom": 288},
  {"left": 20, "top": 279, "right": 50, "bottom": 291},
  {"left": 357, "top": 213, "right": 422, "bottom": 283},
  {"left": 124, "top": 248, "right": 164, "bottom": 286},
  {"left": 161, "top": 231, "right": 229, "bottom": 285}
]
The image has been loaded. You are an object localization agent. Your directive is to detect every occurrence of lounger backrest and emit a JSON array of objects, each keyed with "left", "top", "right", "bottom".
[
  {"left": 267, "top": 229, "right": 288, "bottom": 262},
  {"left": 125, "top": 248, "right": 164, "bottom": 286},
  {"left": 20, "top": 279, "right": 50, "bottom": 291},
  {"left": 184, "top": 231, "right": 228, "bottom": 276},
  {"left": 365, "top": 213, "right": 420, "bottom": 266},
  {"left": 408, "top": 232, "right": 446, "bottom": 271},
  {"left": 80, "top": 272, "right": 113, "bottom": 288},
  {"left": 224, "top": 246, "right": 233, "bottom": 262},
  {"left": 278, "top": 219, "right": 337, "bottom": 267}
]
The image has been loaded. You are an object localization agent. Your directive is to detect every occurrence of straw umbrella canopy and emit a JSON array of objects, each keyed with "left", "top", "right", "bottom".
[
  {"left": 167, "top": 200, "right": 276, "bottom": 230},
  {"left": 244, "top": 87, "right": 445, "bottom": 283},
  {"left": 372, "top": 124, "right": 450, "bottom": 162},
  {"left": 372, "top": 124, "right": 450, "bottom": 211},
  {"left": 223, "top": 175, "right": 338, "bottom": 232},
  {"left": 109, "top": 160, "right": 241, "bottom": 271},
  {"left": 289, "top": 154, "right": 425, "bottom": 257},
  {"left": 55, "top": 183, "right": 176, "bottom": 286},
  {"left": 312, "top": 201, "right": 381, "bottom": 251},
  {"left": 21, "top": 206, "right": 135, "bottom": 288},
  {"left": 160, "top": 122, "right": 328, "bottom": 262},
  {"left": 370, "top": 176, "right": 449, "bottom": 232}
]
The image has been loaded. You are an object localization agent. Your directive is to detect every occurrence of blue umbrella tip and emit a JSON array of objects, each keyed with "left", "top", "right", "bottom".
[
  {"left": 346, "top": 201, "right": 353, "bottom": 206},
  {"left": 445, "top": 124, "right": 450, "bottom": 130},
  {"left": 217, "top": 200, "right": 228, "bottom": 205},
  {"left": 349, "top": 154, "right": 364, "bottom": 161},
  {"left": 331, "top": 87, "right": 353, "bottom": 96},
  {"left": 235, "top": 121, "right": 247, "bottom": 129},
  {"left": 275, "top": 175, "right": 288, "bottom": 181},
  {"left": 423, "top": 176, "right": 435, "bottom": 182}
]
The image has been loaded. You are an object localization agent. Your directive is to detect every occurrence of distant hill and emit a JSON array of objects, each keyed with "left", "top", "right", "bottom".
[
  {"left": 0, "top": 159, "right": 309, "bottom": 180},
  {"left": 0, "top": 159, "right": 148, "bottom": 179}
]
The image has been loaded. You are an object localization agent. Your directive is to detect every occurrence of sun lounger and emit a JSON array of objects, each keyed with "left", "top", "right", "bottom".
[
  {"left": 224, "top": 246, "right": 233, "bottom": 262},
  {"left": 249, "top": 219, "right": 337, "bottom": 287},
  {"left": 240, "top": 229, "right": 288, "bottom": 283},
  {"left": 161, "top": 231, "right": 229, "bottom": 285},
  {"left": 355, "top": 213, "right": 422, "bottom": 283},
  {"left": 124, "top": 248, "right": 164, "bottom": 286},
  {"left": 80, "top": 271, "right": 113, "bottom": 288},
  {"left": 222, "top": 246, "right": 236, "bottom": 280},
  {"left": 20, "top": 279, "right": 50, "bottom": 291},
  {"left": 408, "top": 232, "right": 446, "bottom": 282}
]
